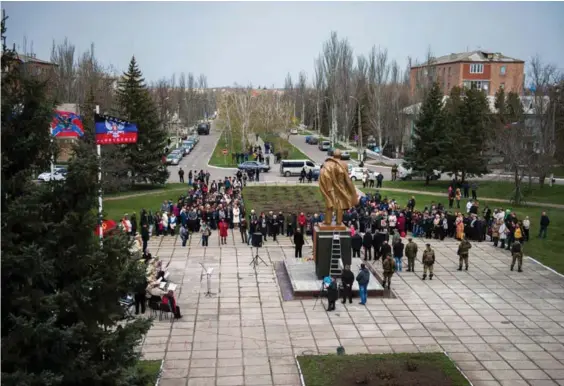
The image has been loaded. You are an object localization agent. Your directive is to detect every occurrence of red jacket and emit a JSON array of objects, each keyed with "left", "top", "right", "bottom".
[
  {"left": 162, "top": 294, "right": 176, "bottom": 311},
  {"left": 219, "top": 221, "right": 229, "bottom": 237},
  {"left": 397, "top": 216, "right": 406, "bottom": 232},
  {"left": 298, "top": 214, "right": 306, "bottom": 226}
]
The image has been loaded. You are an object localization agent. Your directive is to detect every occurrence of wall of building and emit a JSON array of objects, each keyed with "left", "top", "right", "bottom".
[{"left": 490, "top": 62, "right": 525, "bottom": 95}]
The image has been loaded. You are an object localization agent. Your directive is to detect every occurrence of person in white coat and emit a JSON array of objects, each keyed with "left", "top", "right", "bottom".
[
  {"left": 233, "top": 205, "right": 241, "bottom": 229},
  {"left": 161, "top": 212, "right": 169, "bottom": 236},
  {"left": 499, "top": 222, "right": 507, "bottom": 249}
]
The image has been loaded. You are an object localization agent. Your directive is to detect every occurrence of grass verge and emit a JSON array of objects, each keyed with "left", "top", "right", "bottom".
[
  {"left": 105, "top": 183, "right": 187, "bottom": 198},
  {"left": 138, "top": 360, "right": 162, "bottom": 385},
  {"left": 262, "top": 133, "right": 312, "bottom": 160},
  {"left": 209, "top": 131, "right": 244, "bottom": 168},
  {"left": 297, "top": 353, "right": 470, "bottom": 386},
  {"left": 104, "top": 188, "right": 189, "bottom": 221},
  {"left": 379, "top": 180, "right": 564, "bottom": 206},
  {"left": 362, "top": 187, "right": 564, "bottom": 274}
]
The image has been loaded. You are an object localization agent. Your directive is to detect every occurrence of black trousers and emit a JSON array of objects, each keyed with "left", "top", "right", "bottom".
[
  {"left": 364, "top": 247, "right": 372, "bottom": 260},
  {"left": 134, "top": 293, "right": 146, "bottom": 315},
  {"left": 241, "top": 230, "right": 248, "bottom": 243},
  {"left": 179, "top": 176, "right": 184, "bottom": 183},
  {"left": 342, "top": 284, "right": 352, "bottom": 303},
  {"left": 327, "top": 299, "right": 336, "bottom": 311},
  {"left": 202, "top": 235, "right": 209, "bottom": 246},
  {"left": 352, "top": 248, "right": 360, "bottom": 258},
  {"left": 295, "top": 246, "right": 303, "bottom": 258}
]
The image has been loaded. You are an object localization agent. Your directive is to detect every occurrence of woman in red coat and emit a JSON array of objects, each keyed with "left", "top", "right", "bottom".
[
  {"left": 397, "top": 213, "right": 406, "bottom": 236},
  {"left": 297, "top": 212, "right": 307, "bottom": 234},
  {"left": 219, "top": 218, "right": 229, "bottom": 245}
]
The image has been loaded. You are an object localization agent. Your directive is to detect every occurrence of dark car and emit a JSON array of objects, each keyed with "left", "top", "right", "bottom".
[
  {"left": 327, "top": 148, "right": 351, "bottom": 160},
  {"left": 237, "top": 161, "right": 270, "bottom": 172},
  {"left": 197, "top": 123, "right": 210, "bottom": 135},
  {"left": 309, "top": 136, "right": 319, "bottom": 145},
  {"left": 311, "top": 168, "right": 320, "bottom": 181}
]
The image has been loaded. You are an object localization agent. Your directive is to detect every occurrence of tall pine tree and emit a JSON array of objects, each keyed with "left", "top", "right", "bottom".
[
  {"left": 116, "top": 57, "right": 169, "bottom": 185},
  {"left": 1, "top": 15, "right": 152, "bottom": 385},
  {"left": 404, "top": 82, "right": 447, "bottom": 184}
]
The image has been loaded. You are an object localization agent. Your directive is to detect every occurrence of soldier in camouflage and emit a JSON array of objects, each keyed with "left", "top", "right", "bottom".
[
  {"left": 405, "top": 238, "right": 418, "bottom": 272},
  {"left": 422, "top": 243, "right": 435, "bottom": 280},
  {"left": 457, "top": 237, "right": 472, "bottom": 271},
  {"left": 511, "top": 240, "right": 524, "bottom": 272},
  {"left": 382, "top": 254, "right": 396, "bottom": 290}
]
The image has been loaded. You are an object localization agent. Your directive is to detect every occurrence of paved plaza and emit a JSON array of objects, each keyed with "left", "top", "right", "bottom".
[{"left": 140, "top": 231, "right": 564, "bottom": 386}]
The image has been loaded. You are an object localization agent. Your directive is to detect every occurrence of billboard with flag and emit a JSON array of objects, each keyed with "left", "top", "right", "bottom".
[
  {"left": 51, "top": 110, "right": 84, "bottom": 138},
  {"left": 95, "top": 114, "right": 138, "bottom": 145}
]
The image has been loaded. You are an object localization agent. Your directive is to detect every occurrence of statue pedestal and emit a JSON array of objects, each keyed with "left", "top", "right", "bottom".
[{"left": 313, "top": 224, "right": 352, "bottom": 279}]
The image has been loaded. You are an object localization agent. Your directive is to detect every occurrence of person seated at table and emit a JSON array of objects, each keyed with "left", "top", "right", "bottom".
[
  {"left": 147, "top": 280, "right": 166, "bottom": 308},
  {"left": 162, "top": 290, "right": 182, "bottom": 319}
]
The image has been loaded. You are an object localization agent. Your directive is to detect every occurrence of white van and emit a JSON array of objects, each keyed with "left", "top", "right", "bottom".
[{"left": 280, "top": 159, "right": 318, "bottom": 177}]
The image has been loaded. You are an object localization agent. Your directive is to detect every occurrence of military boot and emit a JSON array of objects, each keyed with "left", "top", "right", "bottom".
[
  {"left": 429, "top": 274, "right": 433, "bottom": 280},
  {"left": 510, "top": 265, "right": 514, "bottom": 271},
  {"left": 465, "top": 266, "right": 468, "bottom": 271},
  {"left": 422, "top": 274, "right": 427, "bottom": 280},
  {"left": 518, "top": 268, "right": 523, "bottom": 272},
  {"left": 457, "top": 266, "right": 462, "bottom": 271}
]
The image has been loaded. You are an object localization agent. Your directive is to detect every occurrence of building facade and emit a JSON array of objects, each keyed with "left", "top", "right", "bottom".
[{"left": 410, "top": 51, "right": 525, "bottom": 97}]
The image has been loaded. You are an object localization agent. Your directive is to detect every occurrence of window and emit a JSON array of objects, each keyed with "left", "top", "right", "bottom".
[
  {"left": 463, "top": 80, "right": 490, "bottom": 91},
  {"left": 448, "top": 66, "right": 451, "bottom": 76},
  {"left": 469, "top": 64, "right": 484, "bottom": 74},
  {"left": 306, "top": 161, "right": 314, "bottom": 167},
  {"left": 500, "top": 66, "right": 506, "bottom": 75},
  {"left": 500, "top": 83, "right": 505, "bottom": 90}
]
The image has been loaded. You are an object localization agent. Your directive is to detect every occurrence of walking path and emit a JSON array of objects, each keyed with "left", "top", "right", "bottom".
[{"left": 141, "top": 230, "right": 564, "bottom": 386}]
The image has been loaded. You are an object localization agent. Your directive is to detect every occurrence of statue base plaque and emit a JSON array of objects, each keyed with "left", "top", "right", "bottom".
[{"left": 313, "top": 224, "right": 352, "bottom": 279}]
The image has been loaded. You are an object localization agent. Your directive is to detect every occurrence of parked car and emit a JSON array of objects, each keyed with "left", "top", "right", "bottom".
[
  {"left": 326, "top": 148, "right": 351, "bottom": 160},
  {"left": 170, "top": 149, "right": 184, "bottom": 159},
  {"left": 279, "top": 159, "right": 318, "bottom": 177},
  {"left": 237, "top": 161, "right": 270, "bottom": 172},
  {"left": 397, "top": 164, "right": 441, "bottom": 181},
  {"left": 166, "top": 153, "right": 181, "bottom": 165},
  {"left": 309, "top": 136, "right": 319, "bottom": 145},
  {"left": 188, "top": 134, "right": 199, "bottom": 144},
  {"left": 311, "top": 168, "right": 320, "bottom": 181},
  {"left": 318, "top": 140, "right": 330, "bottom": 151},
  {"left": 349, "top": 167, "right": 368, "bottom": 181},
  {"left": 38, "top": 167, "right": 67, "bottom": 182},
  {"left": 290, "top": 128, "right": 298, "bottom": 135},
  {"left": 305, "top": 135, "right": 312, "bottom": 144}
]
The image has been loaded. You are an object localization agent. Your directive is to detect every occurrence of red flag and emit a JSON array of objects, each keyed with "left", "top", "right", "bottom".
[{"left": 95, "top": 219, "right": 117, "bottom": 237}]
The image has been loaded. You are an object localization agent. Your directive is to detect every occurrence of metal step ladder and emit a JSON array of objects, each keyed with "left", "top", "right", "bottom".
[{"left": 330, "top": 232, "right": 343, "bottom": 277}]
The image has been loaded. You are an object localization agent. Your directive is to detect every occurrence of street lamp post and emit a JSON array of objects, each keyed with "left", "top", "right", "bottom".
[
  {"left": 349, "top": 96, "right": 363, "bottom": 161},
  {"left": 324, "top": 96, "right": 336, "bottom": 148}
]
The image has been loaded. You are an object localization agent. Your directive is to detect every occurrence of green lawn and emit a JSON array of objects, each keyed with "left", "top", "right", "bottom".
[
  {"left": 262, "top": 133, "right": 311, "bottom": 160},
  {"left": 105, "top": 183, "right": 187, "bottom": 198},
  {"left": 209, "top": 131, "right": 245, "bottom": 167},
  {"left": 138, "top": 360, "right": 162, "bottom": 385},
  {"left": 380, "top": 180, "right": 564, "bottom": 206},
  {"left": 243, "top": 185, "right": 324, "bottom": 215},
  {"left": 297, "top": 353, "right": 470, "bottom": 386},
  {"left": 104, "top": 189, "right": 189, "bottom": 221},
  {"left": 362, "top": 187, "right": 564, "bottom": 274}
]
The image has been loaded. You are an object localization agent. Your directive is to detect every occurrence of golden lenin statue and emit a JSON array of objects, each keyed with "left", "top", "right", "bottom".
[{"left": 319, "top": 149, "right": 359, "bottom": 226}]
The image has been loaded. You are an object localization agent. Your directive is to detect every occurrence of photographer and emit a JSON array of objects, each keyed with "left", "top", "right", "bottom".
[{"left": 326, "top": 277, "right": 338, "bottom": 312}]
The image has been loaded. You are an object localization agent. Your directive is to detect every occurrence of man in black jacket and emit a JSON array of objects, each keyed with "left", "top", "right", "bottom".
[
  {"left": 363, "top": 230, "right": 373, "bottom": 261},
  {"left": 326, "top": 277, "right": 338, "bottom": 311},
  {"left": 351, "top": 232, "right": 362, "bottom": 258},
  {"left": 341, "top": 265, "right": 354, "bottom": 304},
  {"left": 380, "top": 240, "right": 392, "bottom": 262},
  {"left": 293, "top": 229, "right": 304, "bottom": 258}
]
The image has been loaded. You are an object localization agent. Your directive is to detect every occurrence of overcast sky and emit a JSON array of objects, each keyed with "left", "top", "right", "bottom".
[{"left": 3, "top": 1, "right": 564, "bottom": 88}]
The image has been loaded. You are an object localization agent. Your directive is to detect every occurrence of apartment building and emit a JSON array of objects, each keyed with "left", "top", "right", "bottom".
[{"left": 410, "top": 51, "right": 525, "bottom": 97}]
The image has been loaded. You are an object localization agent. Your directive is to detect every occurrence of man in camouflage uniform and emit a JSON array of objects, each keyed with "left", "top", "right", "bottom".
[
  {"left": 422, "top": 243, "right": 435, "bottom": 280},
  {"left": 457, "top": 237, "right": 472, "bottom": 271},
  {"left": 405, "top": 238, "right": 418, "bottom": 272},
  {"left": 511, "top": 240, "right": 524, "bottom": 272},
  {"left": 382, "top": 254, "right": 396, "bottom": 290}
]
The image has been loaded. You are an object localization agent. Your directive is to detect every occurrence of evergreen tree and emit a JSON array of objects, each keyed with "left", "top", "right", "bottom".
[
  {"left": 458, "top": 87, "right": 490, "bottom": 179},
  {"left": 442, "top": 86, "right": 465, "bottom": 180},
  {"left": 404, "top": 82, "right": 447, "bottom": 184},
  {"left": 1, "top": 16, "right": 152, "bottom": 386},
  {"left": 116, "top": 57, "right": 169, "bottom": 185}
]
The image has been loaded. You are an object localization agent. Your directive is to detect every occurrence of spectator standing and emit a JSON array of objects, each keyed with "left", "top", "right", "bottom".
[
  {"left": 393, "top": 239, "right": 404, "bottom": 272},
  {"left": 356, "top": 264, "right": 370, "bottom": 305},
  {"left": 340, "top": 265, "right": 354, "bottom": 304},
  {"left": 178, "top": 167, "right": 185, "bottom": 183},
  {"left": 293, "top": 228, "right": 304, "bottom": 258},
  {"left": 351, "top": 232, "right": 362, "bottom": 258},
  {"left": 539, "top": 212, "right": 550, "bottom": 239},
  {"left": 522, "top": 216, "right": 530, "bottom": 241}
]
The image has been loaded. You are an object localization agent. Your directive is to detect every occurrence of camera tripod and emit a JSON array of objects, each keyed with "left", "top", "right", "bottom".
[{"left": 249, "top": 246, "right": 268, "bottom": 268}]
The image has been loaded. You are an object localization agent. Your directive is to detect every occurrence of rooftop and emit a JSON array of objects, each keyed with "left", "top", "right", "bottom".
[
  {"left": 16, "top": 53, "right": 56, "bottom": 66},
  {"left": 412, "top": 50, "right": 524, "bottom": 69}
]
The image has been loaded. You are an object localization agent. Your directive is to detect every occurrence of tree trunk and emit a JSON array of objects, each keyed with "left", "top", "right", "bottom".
[
  {"left": 425, "top": 175, "right": 430, "bottom": 186},
  {"left": 461, "top": 171, "right": 466, "bottom": 183},
  {"left": 514, "top": 169, "right": 521, "bottom": 205},
  {"left": 539, "top": 172, "right": 546, "bottom": 188}
]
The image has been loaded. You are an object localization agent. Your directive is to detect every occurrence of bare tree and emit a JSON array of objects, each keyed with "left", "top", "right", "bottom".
[
  {"left": 367, "top": 46, "right": 390, "bottom": 150},
  {"left": 50, "top": 38, "right": 76, "bottom": 102},
  {"left": 528, "top": 55, "right": 560, "bottom": 186},
  {"left": 297, "top": 71, "right": 307, "bottom": 125},
  {"left": 313, "top": 56, "right": 325, "bottom": 134}
]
